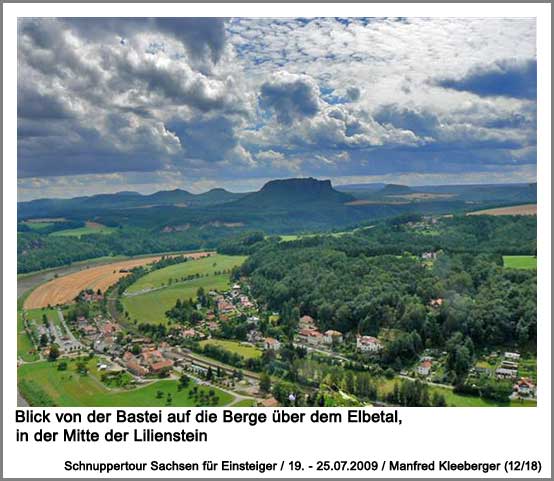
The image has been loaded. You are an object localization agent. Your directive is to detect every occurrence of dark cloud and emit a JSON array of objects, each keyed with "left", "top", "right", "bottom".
[
  {"left": 259, "top": 72, "right": 320, "bottom": 125},
  {"left": 60, "top": 18, "right": 226, "bottom": 65},
  {"left": 17, "top": 87, "right": 74, "bottom": 120},
  {"left": 374, "top": 104, "right": 440, "bottom": 137},
  {"left": 436, "top": 58, "right": 537, "bottom": 100},
  {"left": 166, "top": 115, "right": 238, "bottom": 162},
  {"left": 346, "top": 87, "right": 361, "bottom": 102}
]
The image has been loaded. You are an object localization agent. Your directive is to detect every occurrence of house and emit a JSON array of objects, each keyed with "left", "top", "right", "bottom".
[
  {"left": 150, "top": 359, "right": 174, "bottom": 373},
  {"left": 206, "top": 321, "right": 220, "bottom": 331},
  {"left": 422, "top": 252, "right": 437, "bottom": 260},
  {"left": 417, "top": 360, "right": 432, "bottom": 376},
  {"left": 298, "top": 328, "right": 324, "bottom": 346},
  {"left": 496, "top": 367, "right": 517, "bottom": 379},
  {"left": 217, "top": 299, "right": 235, "bottom": 313},
  {"left": 260, "top": 397, "right": 279, "bottom": 407},
  {"left": 247, "top": 330, "right": 263, "bottom": 344},
  {"left": 264, "top": 337, "right": 281, "bottom": 351},
  {"left": 514, "top": 378, "right": 535, "bottom": 395},
  {"left": 126, "top": 359, "right": 148, "bottom": 377},
  {"left": 500, "top": 360, "right": 518, "bottom": 370},
  {"left": 323, "top": 330, "right": 343, "bottom": 345},
  {"left": 182, "top": 328, "right": 198, "bottom": 339},
  {"left": 299, "top": 315, "right": 316, "bottom": 329},
  {"left": 429, "top": 298, "right": 443, "bottom": 308},
  {"left": 356, "top": 335, "right": 383, "bottom": 353},
  {"left": 504, "top": 352, "right": 521, "bottom": 361}
]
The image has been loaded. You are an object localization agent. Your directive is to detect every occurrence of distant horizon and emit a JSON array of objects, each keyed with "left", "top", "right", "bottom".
[{"left": 18, "top": 176, "right": 538, "bottom": 203}]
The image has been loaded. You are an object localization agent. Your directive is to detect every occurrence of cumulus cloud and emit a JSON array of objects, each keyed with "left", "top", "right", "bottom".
[
  {"left": 436, "top": 58, "right": 537, "bottom": 100},
  {"left": 17, "top": 17, "right": 537, "bottom": 198},
  {"left": 259, "top": 72, "right": 321, "bottom": 125}
]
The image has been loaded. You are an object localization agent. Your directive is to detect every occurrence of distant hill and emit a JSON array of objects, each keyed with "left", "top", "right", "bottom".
[
  {"left": 18, "top": 187, "right": 245, "bottom": 219},
  {"left": 336, "top": 182, "right": 386, "bottom": 192},
  {"left": 380, "top": 184, "right": 413, "bottom": 195},
  {"left": 231, "top": 178, "right": 355, "bottom": 208}
]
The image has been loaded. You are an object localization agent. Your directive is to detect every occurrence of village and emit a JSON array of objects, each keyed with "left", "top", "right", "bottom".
[{"left": 20, "top": 274, "right": 536, "bottom": 406}]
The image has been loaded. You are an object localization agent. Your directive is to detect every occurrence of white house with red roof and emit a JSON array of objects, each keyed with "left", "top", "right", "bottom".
[{"left": 356, "top": 335, "right": 383, "bottom": 353}]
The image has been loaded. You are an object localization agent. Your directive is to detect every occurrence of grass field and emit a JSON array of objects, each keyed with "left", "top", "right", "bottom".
[
  {"left": 23, "top": 221, "right": 55, "bottom": 230},
  {"left": 17, "top": 311, "right": 39, "bottom": 362},
  {"left": 379, "top": 377, "right": 536, "bottom": 407},
  {"left": 126, "top": 254, "right": 246, "bottom": 294},
  {"left": 199, "top": 339, "right": 262, "bottom": 359},
  {"left": 26, "top": 307, "right": 62, "bottom": 330},
  {"left": 503, "top": 255, "right": 537, "bottom": 270},
  {"left": 18, "top": 358, "right": 234, "bottom": 407},
  {"left": 232, "top": 399, "right": 258, "bottom": 406},
  {"left": 122, "top": 275, "right": 231, "bottom": 325},
  {"left": 50, "top": 226, "right": 115, "bottom": 238}
]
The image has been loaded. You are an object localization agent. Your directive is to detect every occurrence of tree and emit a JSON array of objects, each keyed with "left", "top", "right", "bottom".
[
  {"left": 39, "top": 333, "right": 49, "bottom": 347},
  {"left": 47, "top": 344, "right": 60, "bottom": 361},
  {"left": 179, "top": 374, "right": 191, "bottom": 389},
  {"left": 259, "top": 373, "right": 271, "bottom": 393}
]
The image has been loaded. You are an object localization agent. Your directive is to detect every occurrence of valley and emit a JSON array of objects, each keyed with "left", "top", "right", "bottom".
[{"left": 17, "top": 180, "right": 537, "bottom": 407}]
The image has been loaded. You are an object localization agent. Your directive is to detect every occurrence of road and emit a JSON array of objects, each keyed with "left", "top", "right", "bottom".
[{"left": 57, "top": 309, "right": 83, "bottom": 352}]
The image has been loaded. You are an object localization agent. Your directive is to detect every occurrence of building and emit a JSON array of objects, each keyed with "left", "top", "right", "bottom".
[
  {"left": 150, "top": 359, "right": 174, "bottom": 374},
  {"left": 323, "top": 330, "right": 343, "bottom": 345},
  {"left": 299, "top": 315, "right": 316, "bottom": 329},
  {"left": 496, "top": 367, "right": 517, "bottom": 380},
  {"left": 429, "top": 298, "right": 443, "bottom": 308},
  {"left": 356, "top": 335, "right": 383, "bottom": 353},
  {"left": 247, "top": 330, "right": 263, "bottom": 344},
  {"left": 264, "top": 337, "right": 281, "bottom": 351},
  {"left": 422, "top": 252, "right": 437, "bottom": 260},
  {"left": 126, "top": 359, "right": 148, "bottom": 377},
  {"left": 417, "top": 360, "right": 432, "bottom": 376},
  {"left": 504, "top": 352, "right": 521, "bottom": 361},
  {"left": 514, "top": 378, "right": 535, "bottom": 395},
  {"left": 298, "top": 328, "right": 324, "bottom": 346}
]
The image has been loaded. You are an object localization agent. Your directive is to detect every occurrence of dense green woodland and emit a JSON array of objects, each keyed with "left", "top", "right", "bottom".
[
  {"left": 18, "top": 177, "right": 536, "bottom": 273},
  {"left": 236, "top": 215, "right": 536, "bottom": 377}
]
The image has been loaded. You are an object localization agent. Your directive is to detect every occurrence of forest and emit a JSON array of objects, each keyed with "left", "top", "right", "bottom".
[{"left": 237, "top": 215, "right": 536, "bottom": 381}]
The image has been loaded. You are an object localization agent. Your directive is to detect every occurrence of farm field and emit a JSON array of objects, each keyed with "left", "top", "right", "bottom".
[
  {"left": 50, "top": 225, "right": 116, "bottom": 237},
  {"left": 18, "top": 359, "right": 233, "bottom": 407},
  {"left": 467, "top": 203, "right": 537, "bottom": 216},
  {"left": 199, "top": 339, "right": 263, "bottom": 359},
  {"left": 503, "top": 255, "right": 537, "bottom": 269},
  {"left": 23, "top": 256, "right": 173, "bottom": 309},
  {"left": 126, "top": 254, "right": 244, "bottom": 294},
  {"left": 122, "top": 275, "right": 232, "bottom": 325}
]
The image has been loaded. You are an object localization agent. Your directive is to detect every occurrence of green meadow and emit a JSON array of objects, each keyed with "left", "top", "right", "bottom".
[
  {"left": 23, "top": 221, "right": 55, "bottom": 231},
  {"left": 50, "top": 226, "right": 115, "bottom": 238},
  {"left": 503, "top": 255, "right": 537, "bottom": 270},
  {"left": 199, "top": 339, "right": 263, "bottom": 359},
  {"left": 18, "top": 358, "right": 233, "bottom": 407},
  {"left": 122, "top": 275, "right": 231, "bottom": 325},
  {"left": 126, "top": 254, "right": 246, "bottom": 294},
  {"left": 17, "top": 311, "right": 39, "bottom": 362}
]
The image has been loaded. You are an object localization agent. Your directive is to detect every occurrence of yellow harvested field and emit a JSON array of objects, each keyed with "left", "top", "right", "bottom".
[
  {"left": 467, "top": 204, "right": 537, "bottom": 216},
  {"left": 23, "top": 252, "right": 213, "bottom": 309}
]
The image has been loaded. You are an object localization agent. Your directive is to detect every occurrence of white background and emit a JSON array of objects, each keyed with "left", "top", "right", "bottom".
[{"left": 3, "top": 3, "right": 551, "bottom": 479}]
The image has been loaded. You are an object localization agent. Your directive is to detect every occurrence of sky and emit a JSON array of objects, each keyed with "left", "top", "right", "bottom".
[{"left": 17, "top": 17, "right": 537, "bottom": 201}]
